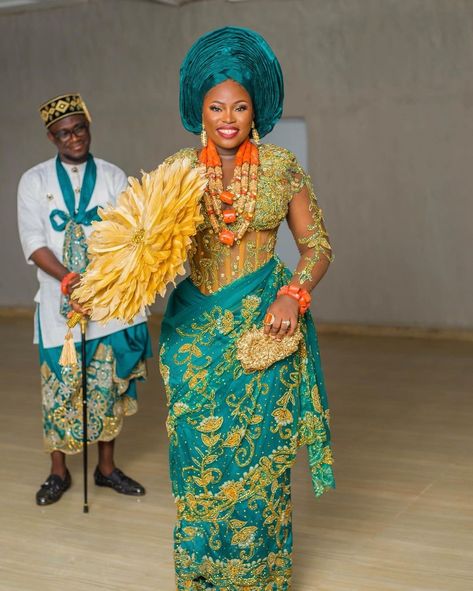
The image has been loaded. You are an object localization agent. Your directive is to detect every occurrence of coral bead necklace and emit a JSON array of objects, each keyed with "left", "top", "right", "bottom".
[{"left": 199, "top": 137, "right": 259, "bottom": 246}]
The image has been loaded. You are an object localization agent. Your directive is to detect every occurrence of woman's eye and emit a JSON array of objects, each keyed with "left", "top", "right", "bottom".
[
  {"left": 209, "top": 105, "right": 221, "bottom": 112},
  {"left": 236, "top": 105, "right": 248, "bottom": 111}
]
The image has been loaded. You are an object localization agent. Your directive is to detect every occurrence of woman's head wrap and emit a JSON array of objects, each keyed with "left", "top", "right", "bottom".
[{"left": 180, "top": 26, "right": 284, "bottom": 138}]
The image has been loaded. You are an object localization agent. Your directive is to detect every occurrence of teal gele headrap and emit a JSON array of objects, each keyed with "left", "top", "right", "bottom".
[{"left": 179, "top": 26, "right": 284, "bottom": 138}]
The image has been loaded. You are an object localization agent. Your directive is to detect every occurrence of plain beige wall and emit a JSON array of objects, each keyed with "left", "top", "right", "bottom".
[{"left": 1, "top": 0, "right": 471, "bottom": 328}]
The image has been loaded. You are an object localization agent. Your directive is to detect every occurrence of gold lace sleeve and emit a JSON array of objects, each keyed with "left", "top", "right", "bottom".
[{"left": 286, "top": 157, "right": 333, "bottom": 288}]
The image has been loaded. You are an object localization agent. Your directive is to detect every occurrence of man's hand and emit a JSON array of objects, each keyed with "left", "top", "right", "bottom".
[
  {"left": 65, "top": 274, "right": 81, "bottom": 295},
  {"left": 69, "top": 298, "right": 88, "bottom": 315},
  {"left": 66, "top": 276, "right": 88, "bottom": 316}
]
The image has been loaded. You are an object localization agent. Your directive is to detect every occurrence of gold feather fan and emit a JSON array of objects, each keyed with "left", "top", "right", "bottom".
[{"left": 73, "top": 158, "right": 206, "bottom": 323}]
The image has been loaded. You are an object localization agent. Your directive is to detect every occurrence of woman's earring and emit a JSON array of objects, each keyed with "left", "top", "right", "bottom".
[
  {"left": 201, "top": 122, "right": 208, "bottom": 148},
  {"left": 251, "top": 121, "right": 260, "bottom": 145}
]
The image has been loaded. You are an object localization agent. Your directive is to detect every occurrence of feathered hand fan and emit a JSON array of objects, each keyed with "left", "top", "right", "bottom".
[{"left": 73, "top": 158, "right": 206, "bottom": 323}]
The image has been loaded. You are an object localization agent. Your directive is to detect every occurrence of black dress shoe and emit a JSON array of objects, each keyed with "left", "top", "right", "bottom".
[
  {"left": 36, "top": 470, "right": 71, "bottom": 506},
  {"left": 94, "top": 466, "right": 146, "bottom": 496}
]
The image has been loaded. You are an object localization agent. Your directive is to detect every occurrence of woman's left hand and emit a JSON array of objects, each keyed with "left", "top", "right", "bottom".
[{"left": 263, "top": 295, "right": 299, "bottom": 340}]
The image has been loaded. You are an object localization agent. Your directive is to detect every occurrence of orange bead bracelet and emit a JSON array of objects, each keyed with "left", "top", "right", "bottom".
[
  {"left": 61, "top": 272, "right": 79, "bottom": 296},
  {"left": 277, "top": 285, "right": 312, "bottom": 314}
]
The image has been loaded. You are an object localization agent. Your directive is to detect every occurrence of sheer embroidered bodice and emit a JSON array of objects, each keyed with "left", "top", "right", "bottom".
[{"left": 165, "top": 144, "right": 332, "bottom": 294}]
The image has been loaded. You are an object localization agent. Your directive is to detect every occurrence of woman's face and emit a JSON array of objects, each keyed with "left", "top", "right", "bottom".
[{"left": 202, "top": 79, "right": 253, "bottom": 152}]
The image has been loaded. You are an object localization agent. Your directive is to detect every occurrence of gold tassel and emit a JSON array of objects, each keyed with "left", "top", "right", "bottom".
[
  {"left": 59, "top": 328, "right": 77, "bottom": 367},
  {"left": 59, "top": 311, "right": 82, "bottom": 367}
]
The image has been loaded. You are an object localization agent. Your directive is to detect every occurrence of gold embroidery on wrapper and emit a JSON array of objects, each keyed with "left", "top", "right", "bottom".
[
  {"left": 41, "top": 343, "right": 146, "bottom": 454},
  {"left": 175, "top": 547, "right": 293, "bottom": 590},
  {"left": 160, "top": 301, "right": 333, "bottom": 588}
]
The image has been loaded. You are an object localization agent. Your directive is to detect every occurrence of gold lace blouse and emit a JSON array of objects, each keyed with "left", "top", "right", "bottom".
[{"left": 165, "top": 144, "right": 332, "bottom": 295}]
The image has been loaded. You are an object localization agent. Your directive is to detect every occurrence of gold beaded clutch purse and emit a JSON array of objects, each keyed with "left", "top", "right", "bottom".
[{"left": 236, "top": 325, "right": 303, "bottom": 372}]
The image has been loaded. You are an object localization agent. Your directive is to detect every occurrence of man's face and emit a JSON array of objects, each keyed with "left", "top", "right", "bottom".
[{"left": 47, "top": 114, "right": 91, "bottom": 163}]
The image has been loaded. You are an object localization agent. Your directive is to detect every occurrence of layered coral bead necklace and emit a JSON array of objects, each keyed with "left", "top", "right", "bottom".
[{"left": 199, "top": 137, "right": 259, "bottom": 246}]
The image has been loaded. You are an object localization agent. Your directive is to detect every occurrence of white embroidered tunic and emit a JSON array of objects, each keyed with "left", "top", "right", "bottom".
[{"left": 18, "top": 156, "right": 147, "bottom": 348}]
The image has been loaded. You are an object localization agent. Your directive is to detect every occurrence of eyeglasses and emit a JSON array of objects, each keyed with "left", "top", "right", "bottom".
[{"left": 52, "top": 122, "right": 89, "bottom": 142}]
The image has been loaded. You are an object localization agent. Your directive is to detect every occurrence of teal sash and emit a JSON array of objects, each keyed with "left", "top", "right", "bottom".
[
  {"left": 51, "top": 154, "right": 100, "bottom": 317},
  {"left": 50, "top": 154, "right": 99, "bottom": 231}
]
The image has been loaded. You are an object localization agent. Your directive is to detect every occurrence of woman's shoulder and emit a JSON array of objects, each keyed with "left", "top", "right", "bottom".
[
  {"left": 258, "top": 143, "right": 303, "bottom": 178},
  {"left": 163, "top": 147, "right": 199, "bottom": 166},
  {"left": 259, "top": 143, "right": 299, "bottom": 168}
]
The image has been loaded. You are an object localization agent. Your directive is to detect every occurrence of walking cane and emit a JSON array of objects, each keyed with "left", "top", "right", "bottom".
[
  {"left": 80, "top": 316, "right": 89, "bottom": 514},
  {"left": 62, "top": 311, "right": 90, "bottom": 514}
]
